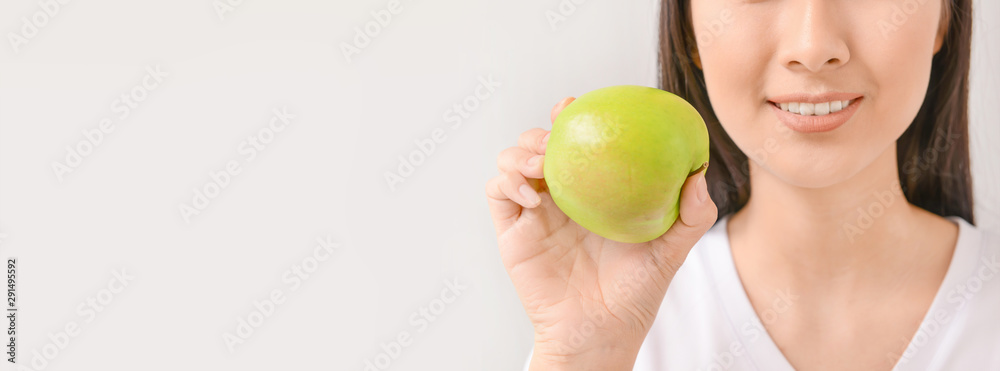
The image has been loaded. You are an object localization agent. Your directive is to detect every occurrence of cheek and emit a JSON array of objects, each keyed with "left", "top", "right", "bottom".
[
  {"left": 861, "top": 1, "right": 941, "bottom": 139},
  {"left": 690, "top": 2, "right": 772, "bottom": 149}
]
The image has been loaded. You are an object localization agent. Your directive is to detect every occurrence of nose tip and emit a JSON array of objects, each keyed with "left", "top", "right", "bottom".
[
  {"left": 779, "top": 4, "right": 851, "bottom": 73},
  {"left": 788, "top": 56, "right": 847, "bottom": 73}
]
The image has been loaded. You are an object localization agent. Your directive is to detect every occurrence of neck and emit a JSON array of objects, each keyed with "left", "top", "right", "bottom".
[{"left": 728, "top": 145, "right": 922, "bottom": 279}]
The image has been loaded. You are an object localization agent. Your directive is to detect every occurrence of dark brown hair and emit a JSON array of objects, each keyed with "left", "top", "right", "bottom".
[{"left": 658, "top": 0, "right": 975, "bottom": 225}]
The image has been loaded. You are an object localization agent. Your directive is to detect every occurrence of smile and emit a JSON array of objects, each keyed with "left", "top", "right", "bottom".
[
  {"left": 768, "top": 97, "right": 863, "bottom": 133},
  {"left": 773, "top": 99, "right": 858, "bottom": 116}
]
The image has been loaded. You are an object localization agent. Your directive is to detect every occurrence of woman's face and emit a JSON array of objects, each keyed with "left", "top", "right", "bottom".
[{"left": 690, "top": 0, "right": 947, "bottom": 188}]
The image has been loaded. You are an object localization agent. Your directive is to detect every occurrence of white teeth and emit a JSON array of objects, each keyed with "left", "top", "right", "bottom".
[
  {"left": 778, "top": 99, "right": 854, "bottom": 116},
  {"left": 799, "top": 103, "right": 814, "bottom": 115},
  {"left": 815, "top": 102, "right": 830, "bottom": 115}
]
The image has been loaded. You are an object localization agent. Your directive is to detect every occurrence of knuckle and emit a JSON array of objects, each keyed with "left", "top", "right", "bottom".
[
  {"left": 486, "top": 176, "right": 505, "bottom": 198},
  {"left": 521, "top": 157, "right": 542, "bottom": 177},
  {"left": 496, "top": 147, "right": 516, "bottom": 169},
  {"left": 502, "top": 169, "right": 519, "bottom": 184},
  {"left": 518, "top": 128, "right": 544, "bottom": 148},
  {"left": 517, "top": 130, "right": 534, "bottom": 145},
  {"left": 499, "top": 171, "right": 515, "bottom": 193},
  {"left": 485, "top": 176, "right": 498, "bottom": 195},
  {"left": 520, "top": 157, "right": 534, "bottom": 171},
  {"left": 503, "top": 170, "right": 525, "bottom": 190}
]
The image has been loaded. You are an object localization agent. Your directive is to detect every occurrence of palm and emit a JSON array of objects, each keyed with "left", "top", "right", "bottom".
[{"left": 496, "top": 180, "right": 682, "bottom": 355}]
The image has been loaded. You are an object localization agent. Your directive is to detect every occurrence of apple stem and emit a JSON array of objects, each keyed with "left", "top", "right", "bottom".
[{"left": 688, "top": 161, "right": 709, "bottom": 177}]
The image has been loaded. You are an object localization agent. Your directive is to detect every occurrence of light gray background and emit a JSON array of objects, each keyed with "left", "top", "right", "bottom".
[{"left": 0, "top": 1, "right": 996, "bottom": 370}]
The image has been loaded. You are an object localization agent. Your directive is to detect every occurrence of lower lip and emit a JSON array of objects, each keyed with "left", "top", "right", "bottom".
[{"left": 769, "top": 98, "right": 862, "bottom": 133}]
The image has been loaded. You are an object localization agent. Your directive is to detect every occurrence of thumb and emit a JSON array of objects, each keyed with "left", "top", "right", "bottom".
[{"left": 650, "top": 166, "right": 718, "bottom": 271}]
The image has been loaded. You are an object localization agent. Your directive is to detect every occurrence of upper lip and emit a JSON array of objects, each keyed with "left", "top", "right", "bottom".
[{"left": 768, "top": 92, "right": 863, "bottom": 104}]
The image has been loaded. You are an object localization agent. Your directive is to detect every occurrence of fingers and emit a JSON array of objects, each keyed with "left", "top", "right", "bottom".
[
  {"left": 485, "top": 97, "right": 574, "bottom": 235},
  {"left": 486, "top": 172, "right": 543, "bottom": 233},
  {"left": 517, "top": 128, "right": 550, "bottom": 155},
  {"left": 649, "top": 165, "right": 718, "bottom": 270},
  {"left": 497, "top": 147, "right": 544, "bottom": 179},
  {"left": 550, "top": 97, "right": 576, "bottom": 124},
  {"left": 487, "top": 171, "right": 541, "bottom": 209}
]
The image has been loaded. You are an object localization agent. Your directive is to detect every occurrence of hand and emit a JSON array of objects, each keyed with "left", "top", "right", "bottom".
[{"left": 486, "top": 97, "right": 718, "bottom": 370}]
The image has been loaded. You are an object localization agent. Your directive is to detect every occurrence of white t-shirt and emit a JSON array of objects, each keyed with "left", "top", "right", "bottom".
[{"left": 524, "top": 215, "right": 1000, "bottom": 370}]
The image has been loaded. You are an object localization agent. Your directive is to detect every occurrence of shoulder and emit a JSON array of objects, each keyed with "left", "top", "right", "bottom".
[
  {"left": 917, "top": 218, "right": 1000, "bottom": 368},
  {"left": 947, "top": 216, "right": 999, "bottom": 280},
  {"left": 944, "top": 217, "right": 1000, "bottom": 311}
]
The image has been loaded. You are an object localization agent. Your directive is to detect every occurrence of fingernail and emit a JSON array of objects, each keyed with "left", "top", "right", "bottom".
[
  {"left": 541, "top": 132, "right": 550, "bottom": 151},
  {"left": 528, "top": 155, "right": 543, "bottom": 166},
  {"left": 696, "top": 173, "right": 708, "bottom": 203},
  {"left": 520, "top": 184, "right": 541, "bottom": 205}
]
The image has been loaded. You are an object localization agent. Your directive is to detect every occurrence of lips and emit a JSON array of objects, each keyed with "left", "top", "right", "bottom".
[
  {"left": 768, "top": 92, "right": 863, "bottom": 104},
  {"left": 776, "top": 99, "right": 856, "bottom": 116},
  {"left": 768, "top": 95, "right": 863, "bottom": 133}
]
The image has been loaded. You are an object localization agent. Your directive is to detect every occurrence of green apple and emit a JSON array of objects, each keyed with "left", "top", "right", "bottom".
[{"left": 543, "top": 85, "right": 709, "bottom": 243}]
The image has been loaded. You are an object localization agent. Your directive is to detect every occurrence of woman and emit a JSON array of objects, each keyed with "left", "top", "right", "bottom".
[{"left": 486, "top": 0, "right": 998, "bottom": 369}]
